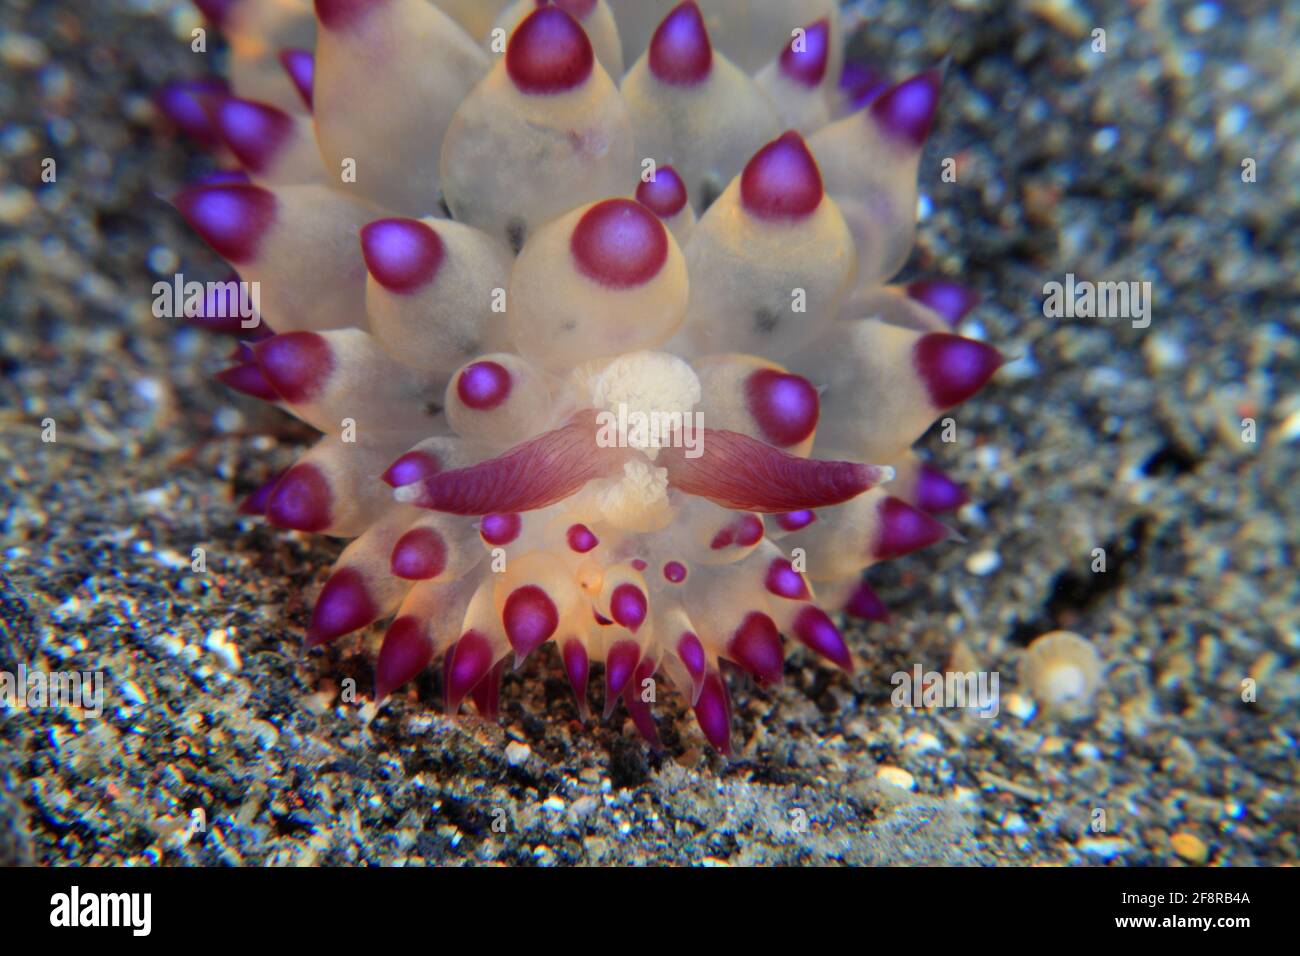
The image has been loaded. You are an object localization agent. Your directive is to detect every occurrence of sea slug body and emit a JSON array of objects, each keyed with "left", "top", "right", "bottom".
[{"left": 161, "top": 0, "right": 1005, "bottom": 756}]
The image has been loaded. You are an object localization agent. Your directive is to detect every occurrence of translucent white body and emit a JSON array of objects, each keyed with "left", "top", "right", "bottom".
[
  {"left": 673, "top": 176, "right": 855, "bottom": 356},
  {"left": 700, "top": 0, "right": 839, "bottom": 74},
  {"left": 621, "top": 49, "right": 780, "bottom": 209},
  {"left": 440, "top": 58, "right": 634, "bottom": 249},
  {"left": 263, "top": 327, "right": 446, "bottom": 438},
  {"left": 280, "top": 434, "right": 407, "bottom": 537},
  {"left": 226, "top": 0, "right": 316, "bottom": 113},
  {"left": 314, "top": 0, "right": 489, "bottom": 215},
  {"left": 366, "top": 218, "right": 513, "bottom": 373},
  {"left": 434, "top": 0, "right": 512, "bottom": 41},
  {"left": 444, "top": 352, "right": 553, "bottom": 445},
  {"left": 491, "top": 0, "right": 625, "bottom": 79},
  {"left": 810, "top": 111, "right": 922, "bottom": 289},
  {"left": 694, "top": 353, "right": 815, "bottom": 457},
  {"left": 237, "top": 185, "right": 383, "bottom": 332},
  {"left": 1020, "top": 631, "right": 1103, "bottom": 718},
  {"left": 787, "top": 318, "right": 941, "bottom": 462},
  {"left": 840, "top": 284, "right": 951, "bottom": 332},
  {"left": 183, "top": 0, "right": 1002, "bottom": 755},
  {"left": 781, "top": 486, "right": 888, "bottom": 580},
  {"left": 238, "top": 111, "right": 325, "bottom": 185},
  {"left": 754, "top": 58, "right": 832, "bottom": 133},
  {"left": 507, "top": 202, "right": 689, "bottom": 369}
]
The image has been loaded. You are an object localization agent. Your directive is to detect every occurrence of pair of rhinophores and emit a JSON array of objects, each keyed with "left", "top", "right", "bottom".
[{"left": 159, "top": 0, "right": 1004, "bottom": 754}]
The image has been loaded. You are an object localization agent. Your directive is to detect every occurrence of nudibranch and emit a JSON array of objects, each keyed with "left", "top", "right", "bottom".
[{"left": 161, "top": 0, "right": 1003, "bottom": 755}]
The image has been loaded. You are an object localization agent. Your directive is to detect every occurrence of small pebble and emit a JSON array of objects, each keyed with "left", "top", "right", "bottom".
[
  {"left": 203, "top": 629, "right": 241, "bottom": 672},
  {"left": 532, "top": 845, "right": 555, "bottom": 865},
  {"left": 1004, "top": 693, "right": 1037, "bottom": 721},
  {"left": 1091, "top": 127, "right": 1118, "bottom": 153},
  {"left": 875, "top": 766, "right": 916, "bottom": 791},
  {"left": 1078, "top": 838, "right": 1133, "bottom": 860},
  {"left": 504, "top": 741, "right": 531, "bottom": 766},
  {"left": 0, "top": 33, "right": 49, "bottom": 69},
  {"left": 1170, "top": 832, "right": 1209, "bottom": 865},
  {"left": 1037, "top": 735, "right": 1068, "bottom": 756},
  {"left": 964, "top": 550, "right": 1001, "bottom": 576},
  {"left": 1183, "top": 2, "right": 1220, "bottom": 33},
  {"left": 0, "top": 186, "right": 36, "bottom": 225},
  {"left": 1277, "top": 407, "right": 1300, "bottom": 443},
  {"left": 1144, "top": 331, "right": 1187, "bottom": 370},
  {"left": 904, "top": 730, "right": 942, "bottom": 754}
]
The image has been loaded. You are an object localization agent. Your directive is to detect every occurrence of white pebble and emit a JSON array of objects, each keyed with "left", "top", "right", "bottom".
[
  {"left": 1073, "top": 741, "right": 1102, "bottom": 760},
  {"left": 505, "top": 741, "right": 531, "bottom": 766},
  {"left": 973, "top": 445, "right": 1002, "bottom": 472},
  {"left": 214, "top": 407, "right": 245, "bottom": 433},
  {"left": 0, "top": 33, "right": 49, "bottom": 69},
  {"left": 0, "top": 186, "right": 36, "bottom": 225},
  {"left": 119, "top": 680, "right": 147, "bottom": 706},
  {"left": 1145, "top": 331, "right": 1187, "bottom": 370},
  {"left": 204, "top": 629, "right": 242, "bottom": 671},
  {"left": 1216, "top": 104, "right": 1248, "bottom": 139},
  {"left": 1184, "top": 2, "right": 1220, "bottom": 32},
  {"left": 904, "top": 730, "right": 942, "bottom": 754},
  {"left": 1078, "top": 838, "right": 1133, "bottom": 860},
  {"left": 532, "top": 845, "right": 555, "bottom": 864},
  {"left": 1004, "top": 692, "right": 1037, "bottom": 722},
  {"left": 875, "top": 766, "right": 916, "bottom": 791},
  {"left": 1277, "top": 407, "right": 1300, "bottom": 443},
  {"left": 965, "top": 550, "right": 1001, "bottom": 576},
  {"left": 136, "top": 485, "right": 172, "bottom": 509},
  {"left": 999, "top": 351, "right": 1039, "bottom": 381},
  {"left": 155, "top": 632, "right": 186, "bottom": 657},
  {"left": 1091, "top": 127, "right": 1118, "bottom": 153},
  {"left": 147, "top": 246, "right": 179, "bottom": 275}
]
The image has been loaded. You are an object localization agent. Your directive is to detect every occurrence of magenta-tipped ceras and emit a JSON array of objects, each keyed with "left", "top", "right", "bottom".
[{"left": 164, "top": 0, "right": 1004, "bottom": 756}]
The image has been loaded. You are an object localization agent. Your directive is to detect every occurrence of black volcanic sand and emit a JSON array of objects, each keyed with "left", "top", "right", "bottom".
[{"left": 1, "top": 0, "right": 1296, "bottom": 865}]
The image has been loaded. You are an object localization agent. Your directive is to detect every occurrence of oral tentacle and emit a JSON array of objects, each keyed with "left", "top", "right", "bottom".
[
  {"left": 406, "top": 411, "right": 627, "bottom": 515},
  {"left": 659, "top": 426, "right": 889, "bottom": 512}
]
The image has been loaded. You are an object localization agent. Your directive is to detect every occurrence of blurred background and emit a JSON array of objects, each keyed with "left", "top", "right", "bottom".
[{"left": 0, "top": 0, "right": 1297, "bottom": 865}]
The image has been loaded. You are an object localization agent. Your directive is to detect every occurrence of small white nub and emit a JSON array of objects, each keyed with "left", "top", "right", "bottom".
[
  {"left": 878, "top": 465, "right": 896, "bottom": 483},
  {"left": 393, "top": 485, "right": 421, "bottom": 504}
]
